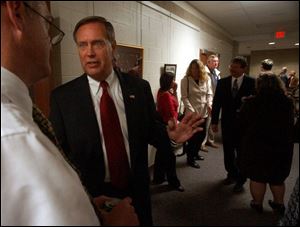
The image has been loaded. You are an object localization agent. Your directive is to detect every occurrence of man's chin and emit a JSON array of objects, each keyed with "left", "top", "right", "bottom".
[
  {"left": 85, "top": 70, "right": 106, "bottom": 81},
  {"left": 85, "top": 68, "right": 100, "bottom": 76}
]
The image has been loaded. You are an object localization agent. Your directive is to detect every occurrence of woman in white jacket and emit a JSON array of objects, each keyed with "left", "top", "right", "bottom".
[{"left": 181, "top": 59, "right": 213, "bottom": 168}]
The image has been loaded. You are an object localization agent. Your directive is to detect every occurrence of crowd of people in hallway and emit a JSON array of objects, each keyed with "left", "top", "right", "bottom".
[
  {"left": 1, "top": 2, "right": 202, "bottom": 226},
  {"left": 1, "top": 1, "right": 299, "bottom": 226}
]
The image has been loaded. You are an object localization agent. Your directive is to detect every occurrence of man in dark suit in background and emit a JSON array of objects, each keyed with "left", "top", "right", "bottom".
[
  {"left": 49, "top": 16, "right": 202, "bottom": 226},
  {"left": 211, "top": 56, "right": 255, "bottom": 193}
]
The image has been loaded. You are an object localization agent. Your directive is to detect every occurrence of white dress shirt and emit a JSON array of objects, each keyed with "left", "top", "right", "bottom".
[
  {"left": 1, "top": 67, "right": 100, "bottom": 226},
  {"left": 205, "top": 65, "right": 220, "bottom": 93},
  {"left": 231, "top": 74, "right": 245, "bottom": 90},
  {"left": 87, "top": 71, "right": 131, "bottom": 182}
]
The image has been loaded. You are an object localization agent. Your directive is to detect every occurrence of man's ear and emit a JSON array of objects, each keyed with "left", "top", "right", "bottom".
[{"left": 5, "top": 1, "right": 26, "bottom": 34}]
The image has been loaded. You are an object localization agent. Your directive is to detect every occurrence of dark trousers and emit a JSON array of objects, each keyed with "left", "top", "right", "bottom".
[
  {"left": 102, "top": 182, "right": 153, "bottom": 226},
  {"left": 185, "top": 118, "right": 207, "bottom": 163},
  {"left": 222, "top": 125, "right": 246, "bottom": 185},
  {"left": 153, "top": 137, "right": 180, "bottom": 187}
]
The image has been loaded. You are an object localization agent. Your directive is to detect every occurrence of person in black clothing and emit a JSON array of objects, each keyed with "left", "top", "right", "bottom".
[
  {"left": 239, "top": 73, "right": 294, "bottom": 214},
  {"left": 153, "top": 72, "right": 184, "bottom": 192},
  {"left": 260, "top": 58, "right": 273, "bottom": 73},
  {"left": 211, "top": 56, "right": 256, "bottom": 193}
]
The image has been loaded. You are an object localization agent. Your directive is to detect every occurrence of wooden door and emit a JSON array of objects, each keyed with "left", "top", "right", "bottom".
[{"left": 29, "top": 2, "right": 56, "bottom": 117}]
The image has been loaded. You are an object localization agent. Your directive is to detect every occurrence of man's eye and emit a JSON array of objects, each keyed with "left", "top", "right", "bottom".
[
  {"left": 94, "top": 40, "right": 106, "bottom": 48},
  {"left": 78, "top": 43, "right": 88, "bottom": 48}
]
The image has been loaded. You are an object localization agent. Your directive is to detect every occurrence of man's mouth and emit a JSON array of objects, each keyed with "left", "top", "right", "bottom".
[{"left": 87, "top": 61, "right": 99, "bottom": 67}]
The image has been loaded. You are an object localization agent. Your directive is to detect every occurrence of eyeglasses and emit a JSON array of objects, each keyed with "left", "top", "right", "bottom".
[{"left": 23, "top": 2, "right": 65, "bottom": 45}]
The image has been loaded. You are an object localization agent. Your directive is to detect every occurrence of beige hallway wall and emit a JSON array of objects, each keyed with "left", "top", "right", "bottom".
[{"left": 249, "top": 48, "right": 299, "bottom": 77}]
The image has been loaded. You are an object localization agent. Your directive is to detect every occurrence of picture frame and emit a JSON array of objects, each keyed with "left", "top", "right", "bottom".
[
  {"left": 164, "top": 64, "right": 177, "bottom": 77},
  {"left": 114, "top": 44, "right": 144, "bottom": 78}
]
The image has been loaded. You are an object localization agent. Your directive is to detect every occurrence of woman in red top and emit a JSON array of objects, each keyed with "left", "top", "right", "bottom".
[
  {"left": 153, "top": 72, "right": 184, "bottom": 192},
  {"left": 157, "top": 76, "right": 179, "bottom": 123}
]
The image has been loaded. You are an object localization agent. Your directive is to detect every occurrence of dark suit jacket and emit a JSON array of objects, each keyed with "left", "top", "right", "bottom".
[
  {"left": 49, "top": 71, "right": 163, "bottom": 226},
  {"left": 211, "top": 75, "right": 256, "bottom": 135}
]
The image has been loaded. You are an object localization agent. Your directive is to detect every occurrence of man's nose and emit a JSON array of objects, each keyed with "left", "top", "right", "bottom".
[{"left": 87, "top": 44, "right": 96, "bottom": 56}]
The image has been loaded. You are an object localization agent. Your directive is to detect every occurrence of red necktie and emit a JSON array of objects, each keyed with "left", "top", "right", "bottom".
[{"left": 100, "top": 81, "right": 130, "bottom": 190}]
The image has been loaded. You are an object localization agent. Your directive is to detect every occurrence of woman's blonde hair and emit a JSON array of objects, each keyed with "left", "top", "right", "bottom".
[{"left": 185, "top": 59, "right": 208, "bottom": 81}]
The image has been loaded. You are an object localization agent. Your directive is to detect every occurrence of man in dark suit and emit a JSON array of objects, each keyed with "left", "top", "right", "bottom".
[
  {"left": 49, "top": 16, "right": 202, "bottom": 226},
  {"left": 211, "top": 56, "right": 255, "bottom": 193}
]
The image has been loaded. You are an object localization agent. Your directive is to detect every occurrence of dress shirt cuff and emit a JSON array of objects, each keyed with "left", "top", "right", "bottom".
[{"left": 170, "top": 139, "right": 183, "bottom": 149}]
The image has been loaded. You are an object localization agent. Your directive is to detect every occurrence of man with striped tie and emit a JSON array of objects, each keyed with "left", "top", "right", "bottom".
[{"left": 1, "top": 1, "right": 138, "bottom": 226}]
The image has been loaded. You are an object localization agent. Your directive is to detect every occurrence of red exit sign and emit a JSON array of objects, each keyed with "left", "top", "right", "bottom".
[{"left": 275, "top": 31, "right": 285, "bottom": 39}]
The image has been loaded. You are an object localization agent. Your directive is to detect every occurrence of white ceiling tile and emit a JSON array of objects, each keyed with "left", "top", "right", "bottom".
[{"left": 186, "top": 1, "right": 299, "bottom": 52}]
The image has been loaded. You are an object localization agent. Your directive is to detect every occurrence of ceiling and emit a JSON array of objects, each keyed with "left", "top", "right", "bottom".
[{"left": 187, "top": 1, "right": 299, "bottom": 54}]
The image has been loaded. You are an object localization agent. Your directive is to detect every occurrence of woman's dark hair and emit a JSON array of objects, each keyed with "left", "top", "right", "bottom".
[
  {"left": 256, "top": 73, "right": 286, "bottom": 96},
  {"left": 160, "top": 72, "right": 175, "bottom": 91},
  {"left": 261, "top": 59, "right": 273, "bottom": 71}
]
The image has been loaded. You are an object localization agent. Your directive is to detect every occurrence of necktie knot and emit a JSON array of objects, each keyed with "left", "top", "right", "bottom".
[
  {"left": 100, "top": 81, "right": 109, "bottom": 90},
  {"left": 233, "top": 78, "right": 238, "bottom": 86}
]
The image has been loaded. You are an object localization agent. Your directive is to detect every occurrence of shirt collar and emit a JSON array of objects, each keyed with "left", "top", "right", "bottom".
[
  {"left": 87, "top": 70, "right": 116, "bottom": 97},
  {"left": 1, "top": 67, "right": 32, "bottom": 116},
  {"left": 232, "top": 74, "right": 245, "bottom": 83}
]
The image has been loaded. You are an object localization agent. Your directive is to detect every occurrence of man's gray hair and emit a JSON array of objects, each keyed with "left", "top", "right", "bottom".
[{"left": 73, "top": 16, "right": 115, "bottom": 44}]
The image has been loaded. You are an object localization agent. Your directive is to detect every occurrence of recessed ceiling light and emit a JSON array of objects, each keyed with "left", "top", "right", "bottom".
[
  {"left": 295, "top": 43, "right": 299, "bottom": 46},
  {"left": 268, "top": 42, "right": 276, "bottom": 45}
]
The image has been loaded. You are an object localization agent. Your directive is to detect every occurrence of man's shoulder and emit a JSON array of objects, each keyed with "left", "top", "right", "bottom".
[
  {"left": 244, "top": 75, "right": 256, "bottom": 84},
  {"left": 244, "top": 75, "right": 255, "bottom": 80},
  {"left": 51, "top": 74, "right": 87, "bottom": 95},
  {"left": 118, "top": 71, "right": 150, "bottom": 87},
  {"left": 219, "top": 75, "right": 231, "bottom": 82},
  {"left": 1, "top": 103, "right": 33, "bottom": 138},
  {"left": 205, "top": 65, "right": 210, "bottom": 73}
]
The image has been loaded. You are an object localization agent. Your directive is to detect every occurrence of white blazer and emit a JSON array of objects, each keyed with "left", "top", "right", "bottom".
[{"left": 180, "top": 76, "right": 213, "bottom": 118}]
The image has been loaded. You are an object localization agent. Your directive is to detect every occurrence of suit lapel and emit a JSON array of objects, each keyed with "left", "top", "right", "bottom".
[
  {"left": 239, "top": 76, "right": 248, "bottom": 94},
  {"left": 226, "top": 76, "right": 233, "bottom": 98},
  {"left": 77, "top": 75, "right": 99, "bottom": 130},
  {"left": 77, "top": 75, "right": 105, "bottom": 168}
]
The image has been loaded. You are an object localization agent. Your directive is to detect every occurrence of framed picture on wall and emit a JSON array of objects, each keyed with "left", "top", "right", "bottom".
[
  {"left": 114, "top": 44, "right": 144, "bottom": 78},
  {"left": 164, "top": 64, "right": 177, "bottom": 76}
]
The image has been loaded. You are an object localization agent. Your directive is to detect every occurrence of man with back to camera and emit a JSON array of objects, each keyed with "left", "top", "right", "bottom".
[
  {"left": 1, "top": 1, "right": 139, "bottom": 226},
  {"left": 211, "top": 56, "right": 256, "bottom": 193},
  {"left": 49, "top": 15, "right": 203, "bottom": 226}
]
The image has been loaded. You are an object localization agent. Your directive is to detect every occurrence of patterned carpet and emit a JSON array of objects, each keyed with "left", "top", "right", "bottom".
[{"left": 150, "top": 140, "right": 299, "bottom": 226}]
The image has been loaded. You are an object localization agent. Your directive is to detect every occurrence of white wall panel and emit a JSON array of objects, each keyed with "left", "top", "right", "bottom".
[{"left": 51, "top": 1, "right": 234, "bottom": 166}]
